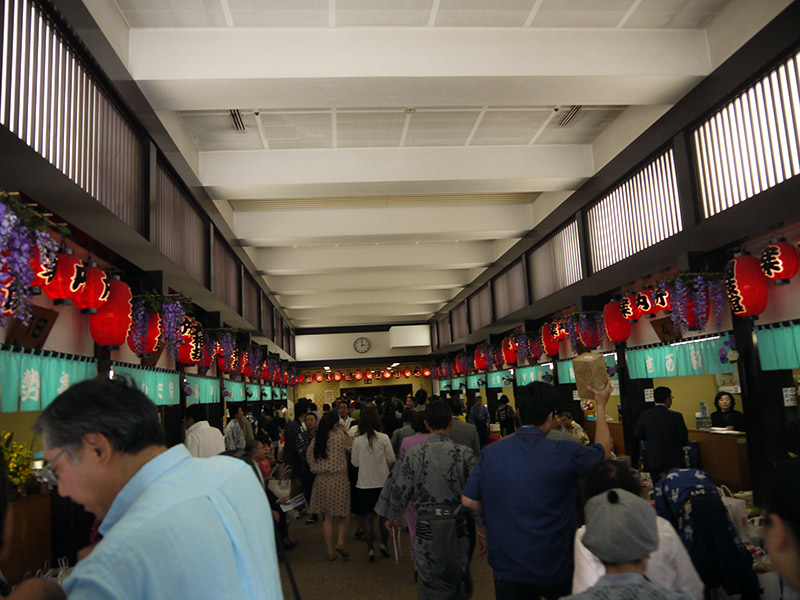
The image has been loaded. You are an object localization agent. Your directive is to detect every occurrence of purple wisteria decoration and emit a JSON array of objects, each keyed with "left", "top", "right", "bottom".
[
  {"left": 161, "top": 300, "right": 185, "bottom": 359},
  {"left": 218, "top": 332, "right": 236, "bottom": 371},
  {"left": 670, "top": 276, "right": 691, "bottom": 334},
  {"left": 251, "top": 347, "right": 263, "bottom": 379},
  {"left": 691, "top": 275, "right": 709, "bottom": 331},
  {"left": 183, "top": 382, "right": 193, "bottom": 397},
  {"left": 130, "top": 299, "right": 150, "bottom": 356},
  {"left": 709, "top": 280, "right": 727, "bottom": 330},
  {"left": 594, "top": 313, "right": 605, "bottom": 343},
  {"left": 567, "top": 315, "right": 580, "bottom": 353}
]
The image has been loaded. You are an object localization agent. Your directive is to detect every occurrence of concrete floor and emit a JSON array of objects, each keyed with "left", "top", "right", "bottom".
[{"left": 277, "top": 515, "right": 496, "bottom": 599}]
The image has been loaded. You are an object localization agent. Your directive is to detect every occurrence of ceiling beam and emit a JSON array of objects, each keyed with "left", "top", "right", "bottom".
[{"left": 267, "top": 269, "right": 475, "bottom": 294}]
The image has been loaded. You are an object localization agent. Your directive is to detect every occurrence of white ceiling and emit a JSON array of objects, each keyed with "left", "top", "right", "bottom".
[{"left": 84, "top": 0, "right": 792, "bottom": 331}]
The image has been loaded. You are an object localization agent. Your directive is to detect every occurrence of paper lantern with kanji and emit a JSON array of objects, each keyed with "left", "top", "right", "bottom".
[
  {"left": 354, "top": 370, "right": 363, "bottom": 381},
  {"left": 724, "top": 254, "right": 769, "bottom": 317},
  {"left": 422, "top": 367, "right": 432, "bottom": 377},
  {"left": 334, "top": 371, "right": 343, "bottom": 382},
  {"left": 43, "top": 251, "right": 86, "bottom": 304},
  {"left": 603, "top": 300, "right": 631, "bottom": 343},
  {"left": 653, "top": 287, "right": 672, "bottom": 312},
  {"left": 29, "top": 246, "right": 57, "bottom": 291},
  {"left": 88, "top": 277, "right": 132, "bottom": 348},
  {"left": 502, "top": 337, "right": 518, "bottom": 365},
  {"left": 365, "top": 370, "right": 374, "bottom": 380},
  {"left": 635, "top": 289, "right": 658, "bottom": 316},
  {"left": 315, "top": 372, "right": 324, "bottom": 383},
  {"left": 549, "top": 320, "right": 569, "bottom": 341},
  {"left": 127, "top": 310, "right": 161, "bottom": 356},
  {"left": 474, "top": 347, "right": 487, "bottom": 371},
  {"left": 382, "top": 369, "right": 392, "bottom": 379},
  {"left": 178, "top": 317, "right": 203, "bottom": 364},
  {"left": 619, "top": 293, "right": 642, "bottom": 322},
  {"left": 72, "top": 265, "right": 110, "bottom": 314},
  {"left": 541, "top": 324, "right": 560, "bottom": 356},
  {"left": 760, "top": 241, "right": 799, "bottom": 284},
  {"left": 403, "top": 368, "right": 412, "bottom": 378},
  {"left": 297, "top": 373, "right": 305, "bottom": 384}
]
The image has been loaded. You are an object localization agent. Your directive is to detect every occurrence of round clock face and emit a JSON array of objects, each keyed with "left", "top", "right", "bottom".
[{"left": 354, "top": 337, "right": 370, "bottom": 353}]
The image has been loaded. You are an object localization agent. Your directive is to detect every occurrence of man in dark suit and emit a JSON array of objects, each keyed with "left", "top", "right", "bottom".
[{"left": 634, "top": 386, "right": 688, "bottom": 485}]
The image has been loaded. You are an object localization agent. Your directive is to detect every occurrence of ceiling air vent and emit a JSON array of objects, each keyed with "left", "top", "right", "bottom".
[
  {"left": 558, "top": 105, "right": 582, "bottom": 127},
  {"left": 229, "top": 109, "right": 246, "bottom": 131}
]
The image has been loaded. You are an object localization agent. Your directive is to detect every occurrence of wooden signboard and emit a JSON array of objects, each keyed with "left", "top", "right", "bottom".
[{"left": 4, "top": 305, "right": 59, "bottom": 349}]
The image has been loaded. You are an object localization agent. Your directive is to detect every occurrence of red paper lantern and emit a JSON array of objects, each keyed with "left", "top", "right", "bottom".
[
  {"left": 334, "top": 371, "right": 343, "bottom": 381},
  {"left": 283, "top": 372, "right": 289, "bottom": 385},
  {"left": 315, "top": 372, "right": 324, "bottom": 382},
  {"left": 383, "top": 369, "right": 392, "bottom": 379},
  {"left": 549, "top": 320, "right": 568, "bottom": 341},
  {"left": 760, "top": 241, "right": 800, "bottom": 284},
  {"left": 619, "top": 293, "right": 642, "bottom": 321},
  {"left": 72, "top": 265, "right": 110, "bottom": 313},
  {"left": 422, "top": 367, "right": 432, "bottom": 377},
  {"left": 403, "top": 368, "right": 412, "bottom": 378},
  {"left": 354, "top": 370, "right": 363, "bottom": 381},
  {"left": 501, "top": 337, "right": 518, "bottom": 365},
  {"left": 29, "top": 246, "right": 57, "bottom": 291},
  {"left": 217, "top": 356, "right": 231, "bottom": 374},
  {"left": 635, "top": 289, "right": 658, "bottom": 316},
  {"left": 541, "top": 324, "right": 560, "bottom": 356},
  {"left": 603, "top": 300, "right": 631, "bottom": 343},
  {"left": 243, "top": 358, "right": 255, "bottom": 379},
  {"left": 43, "top": 251, "right": 86, "bottom": 304},
  {"left": 724, "top": 254, "right": 769, "bottom": 317},
  {"left": 178, "top": 317, "right": 204, "bottom": 365},
  {"left": 474, "top": 347, "right": 487, "bottom": 370},
  {"left": 653, "top": 287, "right": 672, "bottom": 312},
  {"left": 0, "top": 273, "right": 13, "bottom": 317},
  {"left": 127, "top": 310, "right": 161, "bottom": 356},
  {"left": 88, "top": 277, "right": 132, "bottom": 348},
  {"left": 453, "top": 357, "right": 465, "bottom": 376},
  {"left": 365, "top": 370, "right": 374, "bottom": 379},
  {"left": 297, "top": 373, "right": 305, "bottom": 384},
  {"left": 578, "top": 323, "right": 600, "bottom": 349}
]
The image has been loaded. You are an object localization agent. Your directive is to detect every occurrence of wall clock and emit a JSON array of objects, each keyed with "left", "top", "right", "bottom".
[{"left": 353, "top": 336, "right": 370, "bottom": 353}]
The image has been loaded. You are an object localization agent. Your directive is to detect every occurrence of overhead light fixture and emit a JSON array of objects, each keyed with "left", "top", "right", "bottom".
[
  {"left": 391, "top": 362, "right": 400, "bottom": 367},
  {"left": 229, "top": 109, "right": 246, "bottom": 131},
  {"left": 323, "top": 365, "right": 331, "bottom": 371},
  {"left": 558, "top": 105, "right": 582, "bottom": 127}
]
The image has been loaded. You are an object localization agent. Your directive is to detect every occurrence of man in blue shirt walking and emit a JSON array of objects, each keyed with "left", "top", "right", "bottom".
[
  {"left": 27, "top": 377, "right": 282, "bottom": 600},
  {"left": 462, "top": 380, "right": 612, "bottom": 599}
]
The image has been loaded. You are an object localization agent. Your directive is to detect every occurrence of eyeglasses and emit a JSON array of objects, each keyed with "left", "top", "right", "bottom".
[{"left": 37, "top": 449, "right": 67, "bottom": 486}]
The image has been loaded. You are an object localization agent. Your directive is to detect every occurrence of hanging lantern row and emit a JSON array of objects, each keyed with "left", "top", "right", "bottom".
[{"left": 303, "top": 366, "right": 432, "bottom": 383}]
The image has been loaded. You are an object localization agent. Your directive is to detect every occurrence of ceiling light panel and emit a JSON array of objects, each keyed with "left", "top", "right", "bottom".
[
  {"left": 181, "top": 111, "right": 263, "bottom": 151},
  {"left": 227, "top": 0, "right": 329, "bottom": 27},
  {"left": 535, "top": 107, "right": 624, "bottom": 144},
  {"left": 336, "top": 0, "right": 434, "bottom": 26},
  {"left": 404, "top": 110, "right": 484, "bottom": 147},
  {"left": 337, "top": 111, "right": 407, "bottom": 148},
  {"left": 258, "top": 112, "right": 332, "bottom": 149},
  {"left": 621, "top": 0, "right": 732, "bottom": 29},
  {"left": 435, "top": 0, "right": 537, "bottom": 27},
  {"left": 115, "top": 0, "right": 227, "bottom": 28},
  {"left": 470, "top": 109, "right": 551, "bottom": 145},
  {"left": 530, "top": 0, "right": 636, "bottom": 28}
]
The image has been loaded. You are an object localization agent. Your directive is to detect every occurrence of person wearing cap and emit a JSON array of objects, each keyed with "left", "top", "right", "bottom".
[{"left": 565, "top": 488, "right": 694, "bottom": 600}]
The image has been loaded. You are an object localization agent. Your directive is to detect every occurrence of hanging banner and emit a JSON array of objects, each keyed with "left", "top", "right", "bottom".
[
  {"left": 0, "top": 351, "right": 22, "bottom": 413},
  {"left": 41, "top": 356, "right": 96, "bottom": 409},
  {"left": 245, "top": 383, "right": 260, "bottom": 402},
  {"left": 186, "top": 374, "right": 220, "bottom": 405},
  {"left": 223, "top": 379, "right": 245, "bottom": 403},
  {"left": 467, "top": 374, "right": 486, "bottom": 389},
  {"left": 19, "top": 354, "right": 43, "bottom": 412},
  {"left": 114, "top": 364, "right": 180, "bottom": 406},
  {"left": 261, "top": 385, "right": 273, "bottom": 401},
  {"left": 280, "top": 388, "right": 287, "bottom": 401},
  {"left": 556, "top": 361, "right": 575, "bottom": 384},
  {"left": 627, "top": 336, "right": 735, "bottom": 379},
  {"left": 487, "top": 370, "right": 513, "bottom": 388},
  {"left": 451, "top": 376, "right": 466, "bottom": 392},
  {"left": 756, "top": 325, "right": 800, "bottom": 371},
  {"left": 439, "top": 379, "right": 451, "bottom": 391},
  {"left": 0, "top": 352, "right": 96, "bottom": 413}
]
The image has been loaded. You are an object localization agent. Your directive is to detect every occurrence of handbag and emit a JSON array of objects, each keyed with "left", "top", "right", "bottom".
[{"left": 717, "top": 484, "right": 748, "bottom": 540}]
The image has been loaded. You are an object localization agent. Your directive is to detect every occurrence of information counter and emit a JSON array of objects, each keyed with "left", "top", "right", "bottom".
[{"left": 688, "top": 429, "right": 750, "bottom": 491}]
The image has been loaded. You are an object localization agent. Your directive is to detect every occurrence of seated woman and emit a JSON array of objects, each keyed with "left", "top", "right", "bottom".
[{"left": 710, "top": 392, "right": 746, "bottom": 431}]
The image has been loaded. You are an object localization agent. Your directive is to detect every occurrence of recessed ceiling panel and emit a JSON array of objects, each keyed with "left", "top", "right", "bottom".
[
  {"left": 336, "top": 0, "right": 433, "bottom": 26},
  {"left": 181, "top": 111, "right": 264, "bottom": 151},
  {"left": 622, "top": 0, "right": 732, "bottom": 29},
  {"left": 337, "top": 111, "right": 406, "bottom": 148},
  {"left": 535, "top": 107, "right": 624, "bottom": 144},
  {"left": 404, "top": 110, "right": 483, "bottom": 147},
  {"left": 435, "top": 0, "right": 537, "bottom": 27},
  {"left": 117, "top": 0, "right": 227, "bottom": 27},
  {"left": 470, "top": 109, "right": 551, "bottom": 145},
  {"left": 228, "top": 0, "right": 329, "bottom": 27},
  {"left": 530, "top": 0, "right": 636, "bottom": 28},
  {"left": 259, "top": 112, "right": 332, "bottom": 149}
]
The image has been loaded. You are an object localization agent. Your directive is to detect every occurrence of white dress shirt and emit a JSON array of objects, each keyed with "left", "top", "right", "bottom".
[
  {"left": 185, "top": 420, "right": 226, "bottom": 458},
  {"left": 573, "top": 515, "right": 704, "bottom": 599},
  {"left": 350, "top": 431, "right": 396, "bottom": 489}
]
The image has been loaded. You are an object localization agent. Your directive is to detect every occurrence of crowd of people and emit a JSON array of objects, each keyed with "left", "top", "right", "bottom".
[{"left": 1, "top": 379, "right": 798, "bottom": 600}]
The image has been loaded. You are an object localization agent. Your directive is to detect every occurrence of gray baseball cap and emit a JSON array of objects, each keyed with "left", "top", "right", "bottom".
[{"left": 582, "top": 488, "right": 658, "bottom": 564}]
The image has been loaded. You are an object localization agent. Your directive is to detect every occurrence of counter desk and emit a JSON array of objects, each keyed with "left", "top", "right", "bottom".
[{"left": 689, "top": 428, "right": 750, "bottom": 492}]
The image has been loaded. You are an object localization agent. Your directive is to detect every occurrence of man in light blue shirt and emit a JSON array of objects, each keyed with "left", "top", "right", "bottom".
[{"left": 29, "top": 377, "right": 282, "bottom": 600}]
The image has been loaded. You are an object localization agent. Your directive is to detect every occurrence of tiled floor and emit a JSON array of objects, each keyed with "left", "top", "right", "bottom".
[{"left": 277, "top": 515, "right": 496, "bottom": 599}]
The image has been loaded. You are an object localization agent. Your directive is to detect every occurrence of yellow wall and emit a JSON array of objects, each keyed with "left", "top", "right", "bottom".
[
  {"left": 652, "top": 374, "right": 727, "bottom": 427},
  {"left": 0, "top": 411, "right": 43, "bottom": 453}
]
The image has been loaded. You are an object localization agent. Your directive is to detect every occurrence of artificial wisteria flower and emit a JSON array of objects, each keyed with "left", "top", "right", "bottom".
[
  {"left": 691, "top": 275, "right": 709, "bottom": 330},
  {"left": 709, "top": 280, "right": 727, "bottom": 329},
  {"left": 671, "top": 276, "right": 690, "bottom": 334},
  {"left": 161, "top": 300, "right": 184, "bottom": 359},
  {"left": 130, "top": 299, "right": 150, "bottom": 356}
]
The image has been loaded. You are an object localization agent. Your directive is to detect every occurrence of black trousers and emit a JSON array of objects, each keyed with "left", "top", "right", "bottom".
[{"left": 493, "top": 578, "right": 571, "bottom": 600}]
